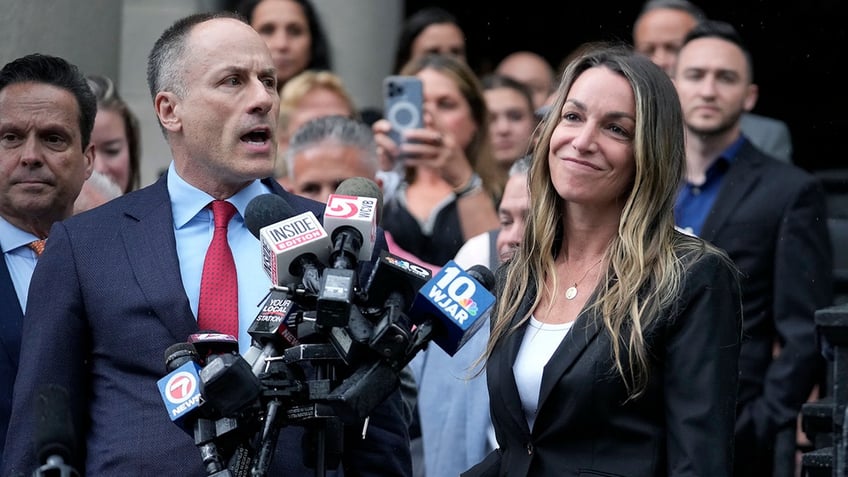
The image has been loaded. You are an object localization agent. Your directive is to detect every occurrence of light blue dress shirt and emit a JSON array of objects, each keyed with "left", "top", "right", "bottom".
[
  {"left": 167, "top": 163, "right": 274, "bottom": 353},
  {"left": 0, "top": 216, "right": 41, "bottom": 311}
]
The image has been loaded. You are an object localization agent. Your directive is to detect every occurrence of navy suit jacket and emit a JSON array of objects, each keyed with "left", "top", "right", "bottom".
[
  {"left": 2, "top": 176, "right": 411, "bottom": 477},
  {"left": 0, "top": 256, "right": 24, "bottom": 471},
  {"left": 698, "top": 140, "right": 832, "bottom": 474},
  {"left": 463, "top": 247, "right": 742, "bottom": 477}
]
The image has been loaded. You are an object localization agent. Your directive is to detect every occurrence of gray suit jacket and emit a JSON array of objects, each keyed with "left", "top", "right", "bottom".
[{"left": 740, "top": 112, "right": 793, "bottom": 163}]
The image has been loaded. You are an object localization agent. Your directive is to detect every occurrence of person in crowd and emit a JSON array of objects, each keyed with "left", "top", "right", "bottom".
[
  {"left": 73, "top": 169, "right": 123, "bottom": 214},
  {"left": 482, "top": 75, "right": 538, "bottom": 187},
  {"left": 464, "top": 44, "right": 742, "bottom": 477},
  {"left": 86, "top": 74, "right": 141, "bottom": 193},
  {"left": 490, "top": 157, "right": 532, "bottom": 266},
  {"left": 286, "top": 114, "right": 439, "bottom": 270},
  {"left": 452, "top": 155, "right": 532, "bottom": 271},
  {"left": 286, "top": 114, "right": 376, "bottom": 203},
  {"left": 392, "top": 6, "right": 466, "bottom": 73},
  {"left": 274, "top": 70, "right": 357, "bottom": 183},
  {"left": 0, "top": 53, "right": 95, "bottom": 471},
  {"left": 412, "top": 155, "right": 530, "bottom": 477},
  {"left": 495, "top": 51, "right": 556, "bottom": 112},
  {"left": 632, "top": 0, "right": 703, "bottom": 77},
  {"left": 373, "top": 54, "right": 499, "bottom": 267},
  {"left": 673, "top": 20, "right": 832, "bottom": 476},
  {"left": 237, "top": 0, "right": 331, "bottom": 89},
  {"left": 632, "top": 0, "right": 794, "bottom": 162},
  {"left": 2, "top": 12, "right": 410, "bottom": 476},
  {"left": 279, "top": 71, "right": 356, "bottom": 148}
]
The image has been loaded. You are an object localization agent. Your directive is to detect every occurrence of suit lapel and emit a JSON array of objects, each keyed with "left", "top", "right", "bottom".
[
  {"left": 121, "top": 177, "right": 197, "bottom": 342},
  {"left": 116, "top": 177, "right": 308, "bottom": 343},
  {"left": 491, "top": 281, "right": 605, "bottom": 435},
  {"left": 536, "top": 298, "right": 603, "bottom": 414},
  {"left": 490, "top": 281, "right": 537, "bottom": 435},
  {"left": 700, "top": 142, "right": 763, "bottom": 242}
]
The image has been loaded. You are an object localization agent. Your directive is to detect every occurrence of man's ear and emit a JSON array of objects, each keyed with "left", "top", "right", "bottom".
[
  {"left": 82, "top": 143, "right": 95, "bottom": 179},
  {"left": 154, "top": 91, "right": 182, "bottom": 133},
  {"left": 743, "top": 83, "right": 759, "bottom": 113}
]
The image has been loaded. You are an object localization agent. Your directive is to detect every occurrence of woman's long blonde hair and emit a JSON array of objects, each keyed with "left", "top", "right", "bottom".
[{"left": 485, "top": 44, "right": 704, "bottom": 398}]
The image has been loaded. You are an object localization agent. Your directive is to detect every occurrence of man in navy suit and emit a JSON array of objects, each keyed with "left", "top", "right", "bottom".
[
  {"left": 673, "top": 20, "right": 832, "bottom": 476},
  {"left": 3, "top": 11, "right": 410, "bottom": 477},
  {"left": 0, "top": 54, "right": 96, "bottom": 470}
]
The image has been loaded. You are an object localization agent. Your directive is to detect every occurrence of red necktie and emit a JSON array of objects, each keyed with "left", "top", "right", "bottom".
[
  {"left": 197, "top": 200, "right": 239, "bottom": 337},
  {"left": 28, "top": 239, "right": 47, "bottom": 257}
]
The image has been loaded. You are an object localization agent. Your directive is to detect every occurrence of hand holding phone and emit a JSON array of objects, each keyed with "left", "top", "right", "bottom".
[{"left": 383, "top": 75, "right": 424, "bottom": 146}]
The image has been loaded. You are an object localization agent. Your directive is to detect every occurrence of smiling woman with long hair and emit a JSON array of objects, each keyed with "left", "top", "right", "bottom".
[{"left": 464, "top": 44, "right": 742, "bottom": 477}]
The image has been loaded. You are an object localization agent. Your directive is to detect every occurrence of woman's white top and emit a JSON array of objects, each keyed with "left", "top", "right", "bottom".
[{"left": 512, "top": 315, "right": 573, "bottom": 430}]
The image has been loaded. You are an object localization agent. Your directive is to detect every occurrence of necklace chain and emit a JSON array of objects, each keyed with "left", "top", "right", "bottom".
[{"left": 564, "top": 258, "right": 604, "bottom": 300}]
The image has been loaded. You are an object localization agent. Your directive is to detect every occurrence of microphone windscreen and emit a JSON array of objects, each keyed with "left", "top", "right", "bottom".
[
  {"left": 163, "top": 342, "right": 199, "bottom": 372},
  {"left": 245, "top": 194, "right": 295, "bottom": 239},
  {"left": 335, "top": 177, "right": 384, "bottom": 226},
  {"left": 466, "top": 264, "right": 495, "bottom": 291},
  {"left": 34, "top": 384, "right": 75, "bottom": 464}
]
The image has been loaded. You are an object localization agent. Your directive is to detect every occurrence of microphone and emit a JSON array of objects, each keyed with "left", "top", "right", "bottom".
[
  {"left": 187, "top": 332, "right": 239, "bottom": 365},
  {"left": 158, "top": 342, "right": 240, "bottom": 475},
  {"left": 409, "top": 261, "right": 496, "bottom": 356},
  {"left": 316, "top": 178, "right": 380, "bottom": 327},
  {"left": 165, "top": 341, "right": 200, "bottom": 370},
  {"left": 366, "top": 251, "right": 433, "bottom": 306},
  {"left": 365, "top": 251, "right": 433, "bottom": 361},
  {"left": 185, "top": 333, "right": 263, "bottom": 419},
  {"left": 200, "top": 353, "right": 262, "bottom": 418},
  {"left": 324, "top": 177, "right": 380, "bottom": 266},
  {"left": 246, "top": 290, "right": 301, "bottom": 375},
  {"left": 158, "top": 343, "right": 204, "bottom": 427},
  {"left": 33, "top": 385, "right": 79, "bottom": 477},
  {"left": 245, "top": 193, "right": 291, "bottom": 240},
  {"left": 247, "top": 193, "right": 331, "bottom": 292},
  {"left": 260, "top": 215, "right": 330, "bottom": 293},
  {"left": 326, "top": 360, "right": 400, "bottom": 423},
  {"left": 341, "top": 176, "right": 384, "bottom": 225}
]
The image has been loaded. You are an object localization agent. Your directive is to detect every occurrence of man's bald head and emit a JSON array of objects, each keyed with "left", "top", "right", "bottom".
[{"left": 495, "top": 51, "right": 555, "bottom": 110}]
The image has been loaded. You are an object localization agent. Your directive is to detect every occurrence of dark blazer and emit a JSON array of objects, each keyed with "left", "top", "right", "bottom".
[
  {"left": 464, "top": 248, "right": 742, "bottom": 477},
  {"left": 2, "top": 176, "right": 411, "bottom": 477},
  {"left": 0, "top": 256, "right": 24, "bottom": 471},
  {"left": 698, "top": 140, "right": 832, "bottom": 475}
]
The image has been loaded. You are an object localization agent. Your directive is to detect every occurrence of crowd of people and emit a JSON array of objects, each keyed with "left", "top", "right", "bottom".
[{"left": 0, "top": 0, "right": 834, "bottom": 476}]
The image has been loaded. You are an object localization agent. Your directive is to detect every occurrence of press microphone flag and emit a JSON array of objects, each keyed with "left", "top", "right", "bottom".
[
  {"left": 410, "top": 261, "right": 496, "bottom": 355},
  {"left": 324, "top": 179, "right": 380, "bottom": 262},
  {"left": 258, "top": 210, "right": 331, "bottom": 287},
  {"left": 158, "top": 360, "right": 203, "bottom": 424}
]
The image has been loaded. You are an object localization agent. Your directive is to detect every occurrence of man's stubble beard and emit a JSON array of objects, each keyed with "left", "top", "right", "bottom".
[{"left": 685, "top": 108, "right": 744, "bottom": 140}]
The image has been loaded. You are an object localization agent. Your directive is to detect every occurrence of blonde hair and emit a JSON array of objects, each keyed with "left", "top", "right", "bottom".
[
  {"left": 486, "top": 44, "right": 720, "bottom": 398},
  {"left": 276, "top": 70, "right": 358, "bottom": 178}
]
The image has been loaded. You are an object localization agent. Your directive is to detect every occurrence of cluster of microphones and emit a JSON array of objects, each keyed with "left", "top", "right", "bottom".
[{"left": 153, "top": 177, "right": 496, "bottom": 476}]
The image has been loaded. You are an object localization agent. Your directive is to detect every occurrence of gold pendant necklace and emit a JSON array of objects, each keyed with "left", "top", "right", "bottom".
[{"left": 565, "top": 258, "right": 603, "bottom": 300}]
